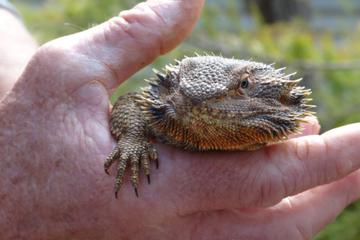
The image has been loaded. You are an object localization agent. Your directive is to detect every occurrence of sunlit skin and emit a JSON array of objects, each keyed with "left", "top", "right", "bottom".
[{"left": 1, "top": 1, "right": 360, "bottom": 239}]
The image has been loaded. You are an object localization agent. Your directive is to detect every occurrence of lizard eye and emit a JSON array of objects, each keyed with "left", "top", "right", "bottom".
[
  {"left": 239, "top": 72, "right": 250, "bottom": 89},
  {"left": 240, "top": 79, "right": 249, "bottom": 89}
]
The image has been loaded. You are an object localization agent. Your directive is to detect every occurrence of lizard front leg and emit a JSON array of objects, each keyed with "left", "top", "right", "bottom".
[{"left": 104, "top": 93, "right": 158, "bottom": 198}]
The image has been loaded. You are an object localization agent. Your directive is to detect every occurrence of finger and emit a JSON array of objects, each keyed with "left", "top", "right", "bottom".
[
  {"left": 9, "top": 0, "right": 204, "bottom": 127},
  {"left": 276, "top": 122, "right": 360, "bottom": 199},
  {"left": 29, "top": 0, "right": 204, "bottom": 92},
  {"left": 154, "top": 172, "right": 360, "bottom": 240},
  {"left": 155, "top": 123, "right": 360, "bottom": 213},
  {"left": 290, "top": 116, "right": 320, "bottom": 138},
  {"left": 274, "top": 169, "right": 360, "bottom": 238}
]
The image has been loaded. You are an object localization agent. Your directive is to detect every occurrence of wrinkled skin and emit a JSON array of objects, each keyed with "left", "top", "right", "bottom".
[{"left": 1, "top": 1, "right": 360, "bottom": 240}]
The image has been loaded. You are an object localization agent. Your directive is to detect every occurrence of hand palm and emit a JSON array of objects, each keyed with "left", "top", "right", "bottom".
[{"left": 2, "top": 1, "right": 360, "bottom": 239}]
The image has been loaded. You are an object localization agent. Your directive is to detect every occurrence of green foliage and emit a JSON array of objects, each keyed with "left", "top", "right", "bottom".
[
  {"left": 316, "top": 201, "right": 360, "bottom": 240},
  {"left": 13, "top": 0, "right": 360, "bottom": 239},
  {"left": 14, "top": 0, "right": 140, "bottom": 41}
]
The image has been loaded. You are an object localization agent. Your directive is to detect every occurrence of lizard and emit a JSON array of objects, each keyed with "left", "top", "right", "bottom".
[{"left": 104, "top": 55, "right": 314, "bottom": 198}]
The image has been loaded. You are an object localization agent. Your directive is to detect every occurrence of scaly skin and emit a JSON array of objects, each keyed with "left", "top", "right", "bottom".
[{"left": 104, "top": 56, "right": 314, "bottom": 197}]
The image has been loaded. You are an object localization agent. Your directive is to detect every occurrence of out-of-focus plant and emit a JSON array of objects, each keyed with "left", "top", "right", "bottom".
[
  {"left": 13, "top": 0, "right": 360, "bottom": 239},
  {"left": 14, "top": 0, "right": 139, "bottom": 41}
]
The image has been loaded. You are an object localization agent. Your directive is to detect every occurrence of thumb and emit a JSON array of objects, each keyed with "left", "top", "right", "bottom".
[
  {"left": 78, "top": 0, "right": 205, "bottom": 90},
  {"left": 40, "top": 0, "right": 204, "bottom": 91},
  {"left": 10, "top": 0, "right": 204, "bottom": 104}
]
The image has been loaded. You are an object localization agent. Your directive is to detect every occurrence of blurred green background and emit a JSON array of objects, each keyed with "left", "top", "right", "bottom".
[{"left": 12, "top": 0, "right": 360, "bottom": 238}]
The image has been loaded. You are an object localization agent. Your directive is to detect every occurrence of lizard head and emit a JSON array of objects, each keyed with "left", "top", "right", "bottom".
[
  {"left": 141, "top": 56, "right": 314, "bottom": 149},
  {"left": 175, "top": 56, "right": 311, "bottom": 107},
  {"left": 227, "top": 59, "right": 312, "bottom": 109}
]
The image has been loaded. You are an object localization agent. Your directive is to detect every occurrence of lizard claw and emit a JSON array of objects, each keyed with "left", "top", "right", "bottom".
[
  {"left": 105, "top": 139, "right": 158, "bottom": 198},
  {"left": 104, "top": 145, "right": 120, "bottom": 176},
  {"left": 134, "top": 187, "right": 139, "bottom": 198}
]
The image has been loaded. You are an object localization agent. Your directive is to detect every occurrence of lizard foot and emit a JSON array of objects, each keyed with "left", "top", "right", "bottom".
[{"left": 104, "top": 140, "right": 158, "bottom": 198}]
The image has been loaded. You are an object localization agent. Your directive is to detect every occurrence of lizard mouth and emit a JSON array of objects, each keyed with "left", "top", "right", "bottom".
[{"left": 206, "top": 84, "right": 313, "bottom": 115}]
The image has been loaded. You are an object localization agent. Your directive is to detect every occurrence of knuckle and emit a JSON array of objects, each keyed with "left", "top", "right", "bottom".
[
  {"left": 294, "top": 138, "right": 312, "bottom": 164},
  {"left": 334, "top": 154, "right": 353, "bottom": 178}
]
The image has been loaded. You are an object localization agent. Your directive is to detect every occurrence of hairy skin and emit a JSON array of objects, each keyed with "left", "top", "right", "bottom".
[
  {"left": 105, "top": 56, "right": 314, "bottom": 196},
  {"left": 1, "top": 1, "right": 360, "bottom": 240}
]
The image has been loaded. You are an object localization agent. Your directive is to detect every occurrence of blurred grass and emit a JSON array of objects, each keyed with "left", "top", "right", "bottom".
[{"left": 12, "top": 0, "right": 360, "bottom": 239}]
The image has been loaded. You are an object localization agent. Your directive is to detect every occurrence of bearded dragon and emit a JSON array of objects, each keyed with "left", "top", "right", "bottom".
[{"left": 104, "top": 56, "right": 314, "bottom": 197}]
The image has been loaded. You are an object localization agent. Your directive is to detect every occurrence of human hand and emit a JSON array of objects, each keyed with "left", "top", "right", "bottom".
[{"left": 1, "top": 0, "right": 360, "bottom": 239}]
